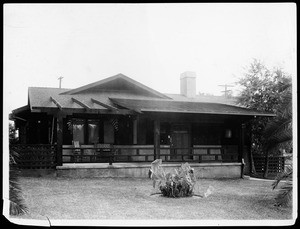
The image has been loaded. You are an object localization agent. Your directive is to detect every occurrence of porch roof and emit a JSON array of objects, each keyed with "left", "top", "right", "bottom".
[
  {"left": 109, "top": 98, "right": 275, "bottom": 117},
  {"left": 27, "top": 87, "right": 124, "bottom": 111},
  {"left": 27, "top": 87, "right": 167, "bottom": 112}
]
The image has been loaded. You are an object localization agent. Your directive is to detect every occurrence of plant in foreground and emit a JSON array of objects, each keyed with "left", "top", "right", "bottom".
[
  {"left": 272, "top": 164, "right": 293, "bottom": 207},
  {"left": 9, "top": 150, "right": 28, "bottom": 215},
  {"left": 149, "top": 159, "right": 213, "bottom": 198}
]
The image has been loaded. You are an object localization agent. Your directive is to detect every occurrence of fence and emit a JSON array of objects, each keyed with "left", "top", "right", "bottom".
[
  {"left": 253, "top": 155, "right": 285, "bottom": 177},
  {"left": 10, "top": 144, "right": 57, "bottom": 169}
]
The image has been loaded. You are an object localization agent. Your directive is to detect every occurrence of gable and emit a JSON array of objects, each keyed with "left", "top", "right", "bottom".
[{"left": 60, "top": 73, "right": 170, "bottom": 99}]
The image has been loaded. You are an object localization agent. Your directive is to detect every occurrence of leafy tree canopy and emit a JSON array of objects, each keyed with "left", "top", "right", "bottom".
[
  {"left": 236, "top": 59, "right": 292, "bottom": 155},
  {"left": 237, "top": 59, "right": 291, "bottom": 113}
]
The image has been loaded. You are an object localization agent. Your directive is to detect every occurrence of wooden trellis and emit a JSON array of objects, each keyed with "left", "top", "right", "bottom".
[
  {"left": 253, "top": 155, "right": 285, "bottom": 177},
  {"left": 10, "top": 144, "right": 57, "bottom": 169}
]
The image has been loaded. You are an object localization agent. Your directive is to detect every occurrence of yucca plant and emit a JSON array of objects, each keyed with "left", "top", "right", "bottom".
[{"left": 263, "top": 80, "right": 293, "bottom": 206}]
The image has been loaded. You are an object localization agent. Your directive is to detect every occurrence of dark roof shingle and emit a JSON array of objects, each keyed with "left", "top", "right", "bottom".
[{"left": 109, "top": 98, "right": 275, "bottom": 116}]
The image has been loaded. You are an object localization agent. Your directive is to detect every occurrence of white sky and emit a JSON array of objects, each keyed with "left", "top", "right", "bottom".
[{"left": 3, "top": 3, "right": 297, "bottom": 113}]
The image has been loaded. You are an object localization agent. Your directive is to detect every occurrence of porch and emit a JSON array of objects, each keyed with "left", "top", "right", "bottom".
[
  {"left": 10, "top": 144, "right": 285, "bottom": 179},
  {"left": 10, "top": 144, "right": 242, "bottom": 178}
]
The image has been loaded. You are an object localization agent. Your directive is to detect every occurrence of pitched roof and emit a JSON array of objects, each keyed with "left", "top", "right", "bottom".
[
  {"left": 60, "top": 73, "right": 170, "bottom": 99},
  {"left": 28, "top": 87, "right": 118, "bottom": 110},
  {"left": 27, "top": 87, "right": 166, "bottom": 111},
  {"left": 11, "top": 73, "right": 275, "bottom": 118},
  {"left": 109, "top": 98, "right": 275, "bottom": 117}
]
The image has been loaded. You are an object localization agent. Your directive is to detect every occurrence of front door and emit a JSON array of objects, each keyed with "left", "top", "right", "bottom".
[{"left": 170, "top": 124, "right": 190, "bottom": 160}]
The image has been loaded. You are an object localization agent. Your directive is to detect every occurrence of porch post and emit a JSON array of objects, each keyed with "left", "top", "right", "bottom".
[
  {"left": 56, "top": 113, "right": 63, "bottom": 166},
  {"left": 239, "top": 123, "right": 246, "bottom": 178},
  {"left": 154, "top": 119, "right": 160, "bottom": 160},
  {"left": 133, "top": 118, "right": 138, "bottom": 144}
]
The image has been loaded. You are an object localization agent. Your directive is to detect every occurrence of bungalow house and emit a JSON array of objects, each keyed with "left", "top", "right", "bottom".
[{"left": 10, "top": 72, "right": 275, "bottom": 178}]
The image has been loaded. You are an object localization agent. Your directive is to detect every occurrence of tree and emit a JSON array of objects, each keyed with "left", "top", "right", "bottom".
[
  {"left": 263, "top": 81, "right": 293, "bottom": 206},
  {"left": 236, "top": 59, "right": 292, "bottom": 176},
  {"left": 263, "top": 81, "right": 292, "bottom": 153}
]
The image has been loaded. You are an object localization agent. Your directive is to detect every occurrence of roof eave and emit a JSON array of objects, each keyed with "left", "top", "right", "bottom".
[
  {"left": 11, "top": 105, "right": 30, "bottom": 114},
  {"left": 140, "top": 109, "right": 276, "bottom": 117}
]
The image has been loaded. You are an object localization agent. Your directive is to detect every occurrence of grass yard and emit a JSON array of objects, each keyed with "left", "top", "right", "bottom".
[{"left": 11, "top": 176, "right": 292, "bottom": 222}]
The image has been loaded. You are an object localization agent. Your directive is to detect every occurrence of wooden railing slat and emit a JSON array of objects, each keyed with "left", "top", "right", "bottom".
[{"left": 61, "top": 145, "right": 232, "bottom": 164}]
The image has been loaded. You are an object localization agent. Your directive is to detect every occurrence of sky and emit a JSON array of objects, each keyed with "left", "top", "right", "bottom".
[{"left": 3, "top": 3, "right": 297, "bottom": 114}]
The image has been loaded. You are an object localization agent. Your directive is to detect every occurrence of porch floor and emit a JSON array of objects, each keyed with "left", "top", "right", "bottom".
[{"left": 57, "top": 162, "right": 241, "bottom": 169}]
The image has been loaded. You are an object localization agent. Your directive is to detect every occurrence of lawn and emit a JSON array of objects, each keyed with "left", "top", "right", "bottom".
[{"left": 10, "top": 175, "right": 293, "bottom": 223}]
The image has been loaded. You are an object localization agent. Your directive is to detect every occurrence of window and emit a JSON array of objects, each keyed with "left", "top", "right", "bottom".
[
  {"left": 160, "top": 122, "right": 170, "bottom": 145},
  {"left": 192, "top": 124, "right": 222, "bottom": 145},
  {"left": 115, "top": 117, "right": 133, "bottom": 145},
  {"left": 104, "top": 120, "right": 115, "bottom": 144},
  {"left": 145, "top": 119, "right": 154, "bottom": 144},
  {"left": 136, "top": 117, "right": 155, "bottom": 145},
  {"left": 72, "top": 119, "right": 85, "bottom": 144},
  {"left": 88, "top": 120, "right": 100, "bottom": 144}
]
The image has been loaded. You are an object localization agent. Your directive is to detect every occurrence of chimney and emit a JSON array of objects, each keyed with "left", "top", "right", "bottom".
[{"left": 180, "top": 71, "right": 196, "bottom": 98}]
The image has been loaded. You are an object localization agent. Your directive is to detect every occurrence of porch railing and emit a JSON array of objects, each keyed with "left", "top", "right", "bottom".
[
  {"left": 10, "top": 144, "right": 57, "bottom": 169},
  {"left": 62, "top": 145, "right": 239, "bottom": 164},
  {"left": 10, "top": 144, "right": 286, "bottom": 174}
]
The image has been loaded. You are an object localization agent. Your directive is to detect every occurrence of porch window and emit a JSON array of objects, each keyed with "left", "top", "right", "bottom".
[
  {"left": 104, "top": 120, "right": 115, "bottom": 144},
  {"left": 192, "top": 124, "right": 222, "bottom": 145},
  {"left": 115, "top": 117, "right": 133, "bottom": 145},
  {"left": 72, "top": 119, "right": 85, "bottom": 144},
  {"left": 136, "top": 117, "right": 153, "bottom": 145},
  {"left": 160, "top": 122, "right": 171, "bottom": 145},
  {"left": 88, "top": 119, "right": 100, "bottom": 144},
  {"left": 225, "top": 129, "right": 232, "bottom": 138}
]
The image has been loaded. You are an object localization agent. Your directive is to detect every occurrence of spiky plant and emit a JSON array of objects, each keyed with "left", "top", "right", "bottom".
[
  {"left": 9, "top": 149, "right": 28, "bottom": 215},
  {"left": 272, "top": 164, "right": 293, "bottom": 207},
  {"left": 263, "top": 80, "right": 293, "bottom": 206}
]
